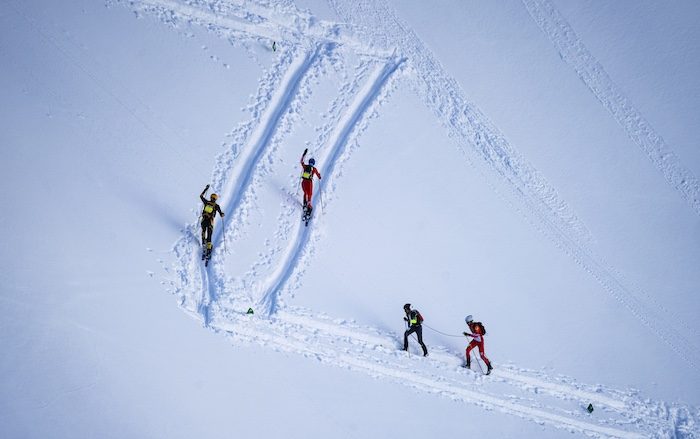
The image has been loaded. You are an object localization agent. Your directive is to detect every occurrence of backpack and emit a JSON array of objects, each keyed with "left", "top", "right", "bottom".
[
  {"left": 408, "top": 310, "right": 424, "bottom": 325},
  {"left": 301, "top": 164, "right": 314, "bottom": 180},
  {"left": 473, "top": 321, "right": 486, "bottom": 335},
  {"left": 202, "top": 202, "right": 216, "bottom": 218}
]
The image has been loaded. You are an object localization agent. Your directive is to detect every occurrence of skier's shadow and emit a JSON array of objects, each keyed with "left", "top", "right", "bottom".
[
  {"left": 116, "top": 178, "right": 186, "bottom": 233},
  {"left": 269, "top": 178, "right": 302, "bottom": 209}
]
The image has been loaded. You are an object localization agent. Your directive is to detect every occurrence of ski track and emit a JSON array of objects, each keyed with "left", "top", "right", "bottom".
[
  {"left": 228, "top": 58, "right": 376, "bottom": 312},
  {"left": 168, "top": 43, "right": 326, "bottom": 325},
  {"left": 207, "top": 307, "right": 696, "bottom": 438},
  {"left": 122, "top": 0, "right": 289, "bottom": 43},
  {"left": 119, "top": 0, "right": 700, "bottom": 437},
  {"left": 255, "top": 56, "right": 404, "bottom": 316},
  {"left": 329, "top": 0, "right": 700, "bottom": 370},
  {"left": 522, "top": 0, "right": 700, "bottom": 218},
  {"left": 521, "top": 0, "right": 700, "bottom": 343}
]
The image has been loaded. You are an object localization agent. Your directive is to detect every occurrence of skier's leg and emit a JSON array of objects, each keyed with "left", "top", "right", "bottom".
[
  {"left": 478, "top": 341, "right": 492, "bottom": 369},
  {"left": 201, "top": 220, "right": 207, "bottom": 245},
  {"left": 415, "top": 326, "right": 428, "bottom": 356},
  {"left": 205, "top": 224, "right": 214, "bottom": 251},
  {"left": 465, "top": 340, "right": 477, "bottom": 367},
  {"left": 302, "top": 180, "right": 311, "bottom": 207},
  {"left": 403, "top": 328, "right": 411, "bottom": 351},
  {"left": 308, "top": 182, "right": 314, "bottom": 209}
]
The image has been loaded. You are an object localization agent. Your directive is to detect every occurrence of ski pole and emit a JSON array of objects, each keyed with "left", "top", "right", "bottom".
[
  {"left": 222, "top": 214, "right": 227, "bottom": 254},
  {"left": 474, "top": 354, "right": 485, "bottom": 374},
  {"left": 319, "top": 186, "right": 325, "bottom": 212},
  {"left": 404, "top": 320, "right": 411, "bottom": 358}
]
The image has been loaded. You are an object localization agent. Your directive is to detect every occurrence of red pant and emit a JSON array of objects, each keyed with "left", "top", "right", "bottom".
[
  {"left": 466, "top": 339, "right": 491, "bottom": 366},
  {"left": 302, "top": 179, "right": 313, "bottom": 206}
]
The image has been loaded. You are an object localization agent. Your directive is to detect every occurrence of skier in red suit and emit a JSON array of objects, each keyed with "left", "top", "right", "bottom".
[
  {"left": 463, "top": 315, "right": 493, "bottom": 375},
  {"left": 300, "top": 148, "right": 321, "bottom": 211}
]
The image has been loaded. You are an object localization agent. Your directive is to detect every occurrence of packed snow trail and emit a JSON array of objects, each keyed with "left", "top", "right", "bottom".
[
  {"left": 203, "top": 306, "right": 698, "bottom": 438},
  {"left": 523, "top": 0, "right": 700, "bottom": 219}
]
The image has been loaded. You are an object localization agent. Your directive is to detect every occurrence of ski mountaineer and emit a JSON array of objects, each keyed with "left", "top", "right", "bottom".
[
  {"left": 199, "top": 184, "right": 224, "bottom": 258},
  {"left": 300, "top": 148, "right": 321, "bottom": 212},
  {"left": 463, "top": 315, "right": 493, "bottom": 374},
  {"left": 402, "top": 303, "right": 428, "bottom": 356}
]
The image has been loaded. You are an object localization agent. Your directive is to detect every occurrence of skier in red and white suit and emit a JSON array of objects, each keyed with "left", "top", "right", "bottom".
[
  {"left": 463, "top": 315, "right": 493, "bottom": 374},
  {"left": 300, "top": 148, "right": 321, "bottom": 210}
]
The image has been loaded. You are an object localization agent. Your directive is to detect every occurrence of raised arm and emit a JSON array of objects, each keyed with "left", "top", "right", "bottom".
[
  {"left": 300, "top": 148, "right": 308, "bottom": 166},
  {"left": 200, "top": 184, "right": 210, "bottom": 203}
]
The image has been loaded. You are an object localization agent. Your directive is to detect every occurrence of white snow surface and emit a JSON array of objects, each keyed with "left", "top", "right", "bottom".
[{"left": 1, "top": 0, "right": 699, "bottom": 438}]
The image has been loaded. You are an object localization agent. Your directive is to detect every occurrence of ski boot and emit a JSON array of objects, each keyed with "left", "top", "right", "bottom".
[{"left": 204, "top": 242, "right": 213, "bottom": 266}]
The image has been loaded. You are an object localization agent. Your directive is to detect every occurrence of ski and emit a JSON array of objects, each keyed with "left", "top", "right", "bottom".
[{"left": 302, "top": 206, "right": 313, "bottom": 227}]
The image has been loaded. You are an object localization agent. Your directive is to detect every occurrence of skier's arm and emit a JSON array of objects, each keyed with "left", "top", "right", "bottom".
[
  {"left": 217, "top": 204, "right": 225, "bottom": 217},
  {"left": 300, "top": 148, "right": 308, "bottom": 166},
  {"left": 200, "top": 184, "right": 210, "bottom": 203},
  {"left": 313, "top": 167, "right": 321, "bottom": 179}
]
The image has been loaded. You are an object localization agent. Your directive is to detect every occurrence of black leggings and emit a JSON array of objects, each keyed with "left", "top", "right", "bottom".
[
  {"left": 404, "top": 325, "right": 428, "bottom": 355},
  {"left": 201, "top": 219, "right": 213, "bottom": 245}
]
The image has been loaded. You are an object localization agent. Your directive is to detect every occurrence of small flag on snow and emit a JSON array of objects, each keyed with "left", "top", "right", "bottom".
[
  {"left": 587, "top": 403, "right": 594, "bottom": 413},
  {"left": 246, "top": 308, "right": 254, "bottom": 315}
]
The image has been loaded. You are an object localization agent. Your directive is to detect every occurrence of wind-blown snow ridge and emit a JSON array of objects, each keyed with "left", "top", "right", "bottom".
[
  {"left": 329, "top": 0, "right": 700, "bottom": 370},
  {"left": 256, "top": 57, "right": 404, "bottom": 316},
  {"left": 522, "top": 0, "right": 700, "bottom": 217}
]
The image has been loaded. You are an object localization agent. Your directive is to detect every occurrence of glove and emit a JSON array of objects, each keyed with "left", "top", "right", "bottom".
[
  {"left": 403, "top": 317, "right": 408, "bottom": 322},
  {"left": 205, "top": 184, "right": 210, "bottom": 190},
  {"left": 303, "top": 148, "right": 308, "bottom": 155},
  {"left": 463, "top": 332, "right": 468, "bottom": 336}
]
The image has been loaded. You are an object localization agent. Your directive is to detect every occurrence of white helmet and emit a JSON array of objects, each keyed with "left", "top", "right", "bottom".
[{"left": 465, "top": 315, "right": 473, "bottom": 323}]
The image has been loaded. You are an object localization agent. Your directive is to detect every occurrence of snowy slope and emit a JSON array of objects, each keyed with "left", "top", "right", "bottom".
[{"left": 1, "top": 0, "right": 699, "bottom": 438}]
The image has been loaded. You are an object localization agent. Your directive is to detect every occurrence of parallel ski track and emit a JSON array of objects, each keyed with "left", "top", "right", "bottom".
[
  {"left": 124, "top": 0, "right": 289, "bottom": 43},
  {"left": 232, "top": 59, "right": 373, "bottom": 309},
  {"left": 124, "top": 0, "right": 383, "bottom": 58},
  {"left": 256, "top": 57, "right": 404, "bottom": 316},
  {"left": 206, "top": 307, "right": 697, "bottom": 438},
  {"left": 123, "top": 1, "right": 699, "bottom": 437},
  {"left": 522, "top": 0, "right": 700, "bottom": 218},
  {"left": 167, "top": 39, "right": 327, "bottom": 321},
  {"left": 329, "top": 0, "right": 700, "bottom": 370},
  {"left": 205, "top": 44, "right": 326, "bottom": 324}
]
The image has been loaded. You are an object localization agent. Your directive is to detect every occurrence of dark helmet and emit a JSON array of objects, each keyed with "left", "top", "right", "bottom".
[
  {"left": 309, "top": 158, "right": 316, "bottom": 166},
  {"left": 403, "top": 303, "right": 411, "bottom": 311},
  {"left": 210, "top": 193, "right": 219, "bottom": 201}
]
